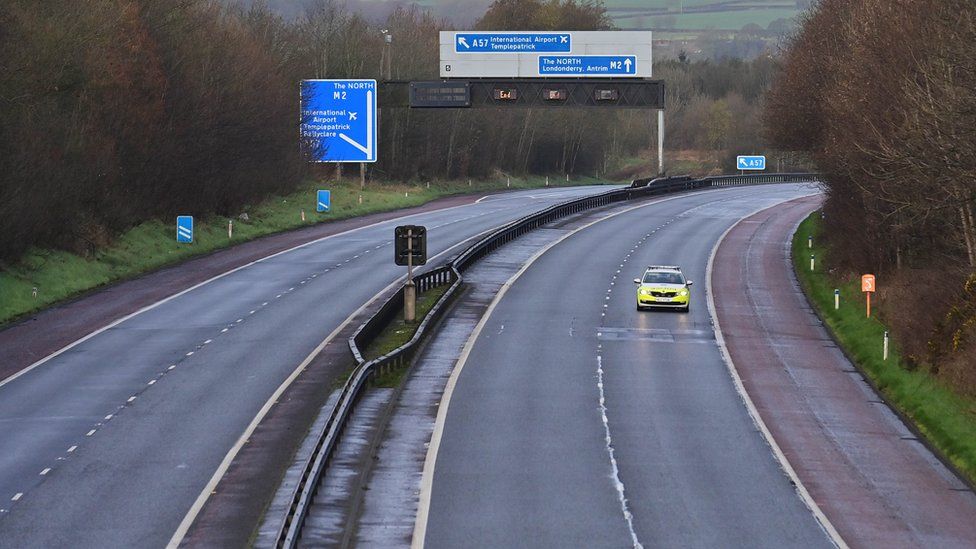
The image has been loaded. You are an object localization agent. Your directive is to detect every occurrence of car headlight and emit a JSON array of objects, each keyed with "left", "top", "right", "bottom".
[
  {"left": 679, "top": 289, "right": 689, "bottom": 296},
  {"left": 639, "top": 288, "right": 651, "bottom": 296}
]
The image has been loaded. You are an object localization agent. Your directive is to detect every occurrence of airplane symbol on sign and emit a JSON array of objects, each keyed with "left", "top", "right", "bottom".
[
  {"left": 349, "top": 112, "right": 358, "bottom": 121},
  {"left": 560, "top": 36, "right": 568, "bottom": 43}
]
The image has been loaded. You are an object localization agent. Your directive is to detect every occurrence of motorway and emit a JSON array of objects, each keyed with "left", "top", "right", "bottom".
[
  {"left": 0, "top": 185, "right": 612, "bottom": 548},
  {"left": 419, "top": 184, "right": 833, "bottom": 547}
]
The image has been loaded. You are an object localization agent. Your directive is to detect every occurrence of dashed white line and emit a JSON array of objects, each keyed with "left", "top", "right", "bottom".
[
  {"left": 67, "top": 445, "right": 77, "bottom": 453},
  {"left": 185, "top": 351, "right": 194, "bottom": 357},
  {"left": 148, "top": 380, "right": 157, "bottom": 385},
  {"left": 104, "top": 414, "right": 113, "bottom": 420},
  {"left": 11, "top": 493, "right": 22, "bottom": 502},
  {"left": 288, "top": 287, "right": 295, "bottom": 291},
  {"left": 127, "top": 396, "right": 137, "bottom": 403},
  {"left": 39, "top": 468, "right": 51, "bottom": 476},
  {"left": 168, "top": 365, "right": 176, "bottom": 371},
  {"left": 236, "top": 319, "right": 243, "bottom": 323},
  {"left": 86, "top": 429, "right": 96, "bottom": 437},
  {"left": 204, "top": 339, "right": 213, "bottom": 345},
  {"left": 221, "top": 328, "right": 229, "bottom": 333}
]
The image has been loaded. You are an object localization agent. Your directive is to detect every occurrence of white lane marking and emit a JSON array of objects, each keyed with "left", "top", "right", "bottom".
[
  {"left": 168, "top": 365, "right": 176, "bottom": 371},
  {"left": 262, "top": 302, "right": 269, "bottom": 306},
  {"left": 221, "top": 328, "right": 229, "bottom": 334},
  {"left": 185, "top": 352, "right": 193, "bottom": 357},
  {"left": 168, "top": 221, "right": 514, "bottom": 549},
  {"left": 11, "top": 493, "right": 22, "bottom": 501},
  {"left": 596, "top": 356, "right": 643, "bottom": 548},
  {"left": 148, "top": 380, "right": 156, "bottom": 386},
  {"left": 204, "top": 339, "right": 212, "bottom": 345},
  {"left": 235, "top": 319, "right": 243, "bottom": 323},
  {"left": 104, "top": 414, "right": 113, "bottom": 420},
  {"left": 86, "top": 429, "right": 96, "bottom": 437},
  {"left": 67, "top": 445, "right": 77, "bottom": 453},
  {"left": 705, "top": 193, "right": 845, "bottom": 548},
  {"left": 0, "top": 194, "right": 538, "bottom": 391},
  {"left": 412, "top": 189, "right": 718, "bottom": 548},
  {"left": 39, "top": 468, "right": 51, "bottom": 476},
  {"left": 288, "top": 287, "right": 295, "bottom": 292},
  {"left": 127, "top": 396, "right": 137, "bottom": 403}
]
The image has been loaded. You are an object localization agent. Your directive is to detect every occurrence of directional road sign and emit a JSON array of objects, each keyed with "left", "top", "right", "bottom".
[
  {"left": 177, "top": 216, "right": 193, "bottom": 243},
  {"left": 317, "top": 189, "right": 331, "bottom": 213},
  {"left": 736, "top": 155, "right": 766, "bottom": 171},
  {"left": 440, "top": 31, "right": 652, "bottom": 79},
  {"left": 539, "top": 55, "right": 637, "bottom": 76},
  {"left": 300, "top": 80, "right": 377, "bottom": 163},
  {"left": 454, "top": 32, "right": 571, "bottom": 53}
]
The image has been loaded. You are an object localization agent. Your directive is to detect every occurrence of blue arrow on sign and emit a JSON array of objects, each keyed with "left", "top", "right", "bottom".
[
  {"left": 177, "top": 216, "right": 193, "bottom": 243},
  {"left": 300, "top": 80, "right": 377, "bottom": 163},
  {"left": 317, "top": 189, "right": 331, "bottom": 213},
  {"left": 538, "top": 55, "right": 637, "bottom": 76},
  {"left": 736, "top": 155, "right": 766, "bottom": 171}
]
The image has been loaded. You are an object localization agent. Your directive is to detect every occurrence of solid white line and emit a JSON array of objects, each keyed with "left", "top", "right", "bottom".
[
  {"left": 166, "top": 222, "right": 511, "bottom": 549},
  {"left": 0, "top": 190, "right": 572, "bottom": 392},
  {"left": 412, "top": 190, "right": 716, "bottom": 548},
  {"left": 704, "top": 194, "right": 845, "bottom": 548}
]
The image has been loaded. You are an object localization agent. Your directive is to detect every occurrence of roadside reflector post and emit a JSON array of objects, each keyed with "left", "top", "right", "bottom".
[
  {"left": 808, "top": 235, "right": 813, "bottom": 249},
  {"left": 228, "top": 219, "right": 233, "bottom": 239},
  {"left": 546, "top": 175, "right": 550, "bottom": 186},
  {"left": 566, "top": 174, "right": 570, "bottom": 182},
  {"left": 862, "top": 274, "right": 876, "bottom": 318},
  {"left": 358, "top": 194, "right": 363, "bottom": 205},
  {"left": 427, "top": 181, "right": 430, "bottom": 189},
  {"left": 834, "top": 289, "right": 840, "bottom": 310},
  {"left": 32, "top": 287, "right": 38, "bottom": 299},
  {"left": 883, "top": 331, "right": 889, "bottom": 361},
  {"left": 810, "top": 254, "right": 815, "bottom": 271},
  {"left": 301, "top": 209, "right": 306, "bottom": 222},
  {"left": 507, "top": 176, "right": 510, "bottom": 188}
]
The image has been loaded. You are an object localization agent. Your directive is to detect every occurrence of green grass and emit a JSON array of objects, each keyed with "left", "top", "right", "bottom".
[
  {"left": 365, "top": 284, "right": 452, "bottom": 388},
  {"left": 794, "top": 212, "right": 976, "bottom": 484},
  {"left": 0, "top": 175, "right": 606, "bottom": 327}
]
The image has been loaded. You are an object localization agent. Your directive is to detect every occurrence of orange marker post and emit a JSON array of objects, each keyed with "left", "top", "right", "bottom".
[{"left": 861, "top": 274, "right": 876, "bottom": 318}]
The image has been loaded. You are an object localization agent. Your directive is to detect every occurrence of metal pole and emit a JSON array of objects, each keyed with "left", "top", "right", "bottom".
[
  {"left": 405, "top": 228, "right": 416, "bottom": 322},
  {"left": 657, "top": 110, "right": 665, "bottom": 176},
  {"left": 360, "top": 162, "right": 366, "bottom": 189}
]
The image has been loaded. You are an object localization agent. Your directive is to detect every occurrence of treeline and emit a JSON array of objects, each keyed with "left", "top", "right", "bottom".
[
  {"left": 765, "top": 0, "right": 976, "bottom": 391},
  {"left": 0, "top": 0, "right": 778, "bottom": 264}
]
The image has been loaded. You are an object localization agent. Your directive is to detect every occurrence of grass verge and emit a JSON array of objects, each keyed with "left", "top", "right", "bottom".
[
  {"left": 793, "top": 212, "right": 976, "bottom": 484},
  {"left": 364, "top": 284, "right": 452, "bottom": 388},
  {"left": 0, "top": 175, "right": 603, "bottom": 326}
]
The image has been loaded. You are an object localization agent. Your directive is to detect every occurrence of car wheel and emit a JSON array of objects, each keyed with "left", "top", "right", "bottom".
[{"left": 681, "top": 305, "right": 690, "bottom": 313}]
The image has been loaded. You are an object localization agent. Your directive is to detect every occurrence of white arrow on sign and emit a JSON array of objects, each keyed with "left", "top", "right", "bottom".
[
  {"left": 338, "top": 90, "right": 373, "bottom": 160},
  {"left": 458, "top": 36, "right": 470, "bottom": 49},
  {"left": 624, "top": 58, "right": 633, "bottom": 72}
]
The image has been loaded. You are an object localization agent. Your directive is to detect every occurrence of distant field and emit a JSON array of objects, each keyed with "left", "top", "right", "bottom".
[{"left": 605, "top": 0, "right": 803, "bottom": 30}]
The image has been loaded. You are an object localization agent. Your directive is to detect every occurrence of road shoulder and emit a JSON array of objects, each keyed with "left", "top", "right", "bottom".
[{"left": 711, "top": 196, "right": 976, "bottom": 547}]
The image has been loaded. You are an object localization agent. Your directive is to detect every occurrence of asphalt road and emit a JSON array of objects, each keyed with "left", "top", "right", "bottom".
[
  {"left": 0, "top": 185, "right": 613, "bottom": 548},
  {"left": 422, "top": 184, "right": 833, "bottom": 548}
]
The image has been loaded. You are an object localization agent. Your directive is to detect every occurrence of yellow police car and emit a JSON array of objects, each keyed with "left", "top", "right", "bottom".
[{"left": 634, "top": 265, "right": 693, "bottom": 312}]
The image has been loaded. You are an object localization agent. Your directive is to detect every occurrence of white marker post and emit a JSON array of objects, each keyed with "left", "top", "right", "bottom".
[
  {"left": 228, "top": 219, "right": 233, "bottom": 239},
  {"left": 810, "top": 254, "right": 815, "bottom": 271},
  {"left": 808, "top": 235, "right": 813, "bottom": 249},
  {"left": 834, "top": 289, "right": 840, "bottom": 310},
  {"left": 883, "top": 331, "right": 889, "bottom": 361}
]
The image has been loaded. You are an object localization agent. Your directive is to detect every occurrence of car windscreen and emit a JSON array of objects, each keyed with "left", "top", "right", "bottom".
[{"left": 643, "top": 272, "right": 684, "bottom": 285}]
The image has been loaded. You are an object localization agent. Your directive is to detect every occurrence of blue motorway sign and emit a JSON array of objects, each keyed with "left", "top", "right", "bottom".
[
  {"left": 538, "top": 55, "right": 637, "bottom": 76},
  {"left": 455, "top": 32, "right": 571, "bottom": 53},
  {"left": 317, "top": 189, "right": 331, "bottom": 213},
  {"left": 301, "top": 80, "right": 377, "bottom": 163},
  {"left": 737, "top": 155, "right": 767, "bottom": 171},
  {"left": 177, "top": 216, "right": 193, "bottom": 243}
]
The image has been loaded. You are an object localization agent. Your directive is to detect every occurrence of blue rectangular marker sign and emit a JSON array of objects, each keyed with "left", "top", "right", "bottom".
[
  {"left": 177, "top": 216, "right": 193, "bottom": 243},
  {"left": 538, "top": 55, "right": 637, "bottom": 76},
  {"left": 736, "top": 155, "right": 766, "bottom": 171},
  {"left": 317, "top": 190, "right": 331, "bottom": 213},
  {"left": 300, "top": 80, "right": 377, "bottom": 163},
  {"left": 455, "top": 32, "right": 571, "bottom": 53}
]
